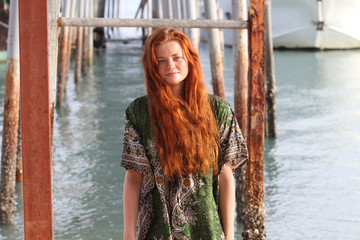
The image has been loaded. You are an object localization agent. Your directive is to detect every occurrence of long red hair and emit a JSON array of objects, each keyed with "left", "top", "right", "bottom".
[{"left": 142, "top": 27, "right": 219, "bottom": 179}]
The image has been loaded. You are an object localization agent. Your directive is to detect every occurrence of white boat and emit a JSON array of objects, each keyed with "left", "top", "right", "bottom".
[
  {"left": 271, "top": 0, "right": 360, "bottom": 49},
  {"left": 109, "top": 0, "right": 360, "bottom": 50},
  {"left": 201, "top": 0, "right": 360, "bottom": 50}
]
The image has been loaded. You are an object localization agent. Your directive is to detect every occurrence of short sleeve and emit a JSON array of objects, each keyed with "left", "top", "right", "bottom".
[
  {"left": 120, "top": 115, "right": 155, "bottom": 239},
  {"left": 217, "top": 104, "right": 248, "bottom": 175},
  {"left": 120, "top": 117, "right": 152, "bottom": 176}
]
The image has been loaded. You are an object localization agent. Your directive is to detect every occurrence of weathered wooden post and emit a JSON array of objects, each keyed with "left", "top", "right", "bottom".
[
  {"left": 147, "top": 0, "right": 152, "bottom": 35},
  {"left": 113, "top": 0, "right": 121, "bottom": 37},
  {"left": 242, "top": 0, "right": 266, "bottom": 239},
  {"left": 162, "top": 0, "right": 173, "bottom": 19},
  {"left": 104, "top": 0, "right": 109, "bottom": 38},
  {"left": 75, "top": 0, "right": 84, "bottom": 83},
  {"left": 173, "top": 0, "right": 182, "bottom": 19},
  {"left": 66, "top": 0, "right": 77, "bottom": 71},
  {"left": 16, "top": 107, "right": 22, "bottom": 182},
  {"left": 94, "top": 0, "right": 106, "bottom": 48},
  {"left": 153, "top": 0, "right": 163, "bottom": 19},
  {"left": 232, "top": 0, "right": 249, "bottom": 222},
  {"left": 204, "top": 0, "right": 225, "bottom": 99},
  {"left": 179, "top": 0, "right": 186, "bottom": 33},
  {"left": 180, "top": 0, "right": 187, "bottom": 23},
  {"left": 0, "top": 3, "right": 9, "bottom": 51},
  {"left": 49, "top": 0, "right": 60, "bottom": 143},
  {"left": 0, "top": 0, "right": 20, "bottom": 224},
  {"left": 57, "top": 0, "right": 72, "bottom": 106},
  {"left": 265, "top": 0, "right": 276, "bottom": 138},
  {"left": 186, "top": 0, "right": 199, "bottom": 52},
  {"left": 82, "top": 0, "right": 89, "bottom": 75},
  {"left": 218, "top": 7, "right": 224, "bottom": 62},
  {"left": 19, "top": 0, "right": 54, "bottom": 238},
  {"left": 88, "top": 0, "right": 94, "bottom": 66},
  {"left": 232, "top": 0, "right": 249, "bottom": 140}
]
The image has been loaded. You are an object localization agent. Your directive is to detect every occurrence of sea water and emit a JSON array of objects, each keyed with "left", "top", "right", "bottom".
[{"left": 0, "top": 42, "right": 359, "bottom": 239}]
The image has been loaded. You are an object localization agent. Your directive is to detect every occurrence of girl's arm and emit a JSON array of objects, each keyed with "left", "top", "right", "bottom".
[
  {"left": 219, "top": 162, "right": 236, "bottom": 240},
  {"left": 123, "top": 169, "right": 143, "bottom": 240}
]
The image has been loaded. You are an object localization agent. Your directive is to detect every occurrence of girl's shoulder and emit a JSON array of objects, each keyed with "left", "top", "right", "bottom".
[
  {"left": 210, "top": 94, "right": 233, "bottom": 120},
  {"left": 125, "top": 95, "right": 150, "bottom": 128},
  {"left": 127, "top": 95, "right": 149, "bottom": 112}
]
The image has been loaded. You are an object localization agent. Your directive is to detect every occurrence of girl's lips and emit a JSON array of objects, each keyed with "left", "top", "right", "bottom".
[{"left": 166, "top": 72, "right": 178, "bottom": 76}]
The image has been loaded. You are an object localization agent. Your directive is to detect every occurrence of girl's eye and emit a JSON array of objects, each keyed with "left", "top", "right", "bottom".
[
  {"left": 158, "top": 59, "right": 166, "bottom": 64},
  {"left": 174, "top": 57, "right": 181, "bottom": 61}
]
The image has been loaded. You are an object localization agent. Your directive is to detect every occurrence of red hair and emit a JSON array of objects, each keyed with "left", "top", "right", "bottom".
[{"left": 142, "top": 27, "right": 219, "bottom": 179}]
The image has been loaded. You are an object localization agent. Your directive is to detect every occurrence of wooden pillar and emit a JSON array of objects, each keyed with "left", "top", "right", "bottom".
[
  {"left": 48, "top": 0, "right": 60, "bottom": 143},
  {"left": 66, "top": 0, "right": 77, "bottom": 71},
  {"left": 162, "top": 0, "right": 173, "bottom": 19},
  {"left": 173, "top": 0, "right": 181, "bottom": 19},
  {"left": 113, "top": 0, "right": 120, "bottom": 37},
  {"left": 153, "top": 0, "right": 163, "bottom": 19},
  {"left": 57, "top": 0, "right": 72, "bottom": 106},
  {"left": 232, "top": 0, "right": 249, "bottom": 222},
  {"left": 179, "top": 0, "right": 186, "bottom": 33},
  {"left": 180, "top": 0, "right": 187, "bottom": 22},
  {"left": 75, "top": 0, "right": 84, "bottom": 83},
  {"left": 88, "top": 0, "right": 94, "bottom": 66},
  {"left": 82, "top": 0, "right": 89, "bottom": 75},
  {"left": 94, "top": 0, "right": 106, "bottom": 48},
  {"left": 186, "top": 0, "right": 199, "bottom": 52},
  {"left": 147, "top": 0, "right": 152, "bottom": 35},
  {"left": 242, "top": 0, "right": 266, "bottom": 239},
  {"left": 16, "top": 107, "right": 22, "bottom": 182},
  {"left": 265, "top": 0, "right": 276, "bottom": 138},
  {"left": 103, "top": 0, "right": 111, "bottom": 38},
  {"left": 232, "top": 0, "right": 248, "bottom": 140},
  {"left": 97, "top": 0, "right": 106, "bottom": 18},
  {"left": 0, "top": 2, "right": 9, "bottom": 51},
  {"left": 218, "top": 8, "right": 224, "bottom": 62},
  {"left": 204, "top": 0, "right": 225, "bottom": 99},
  {"left": 0, "top": 0, "right": 20, "bottom": 224},
  {"left": 19, "top": 0, "right": 54, "bottom": 238}
]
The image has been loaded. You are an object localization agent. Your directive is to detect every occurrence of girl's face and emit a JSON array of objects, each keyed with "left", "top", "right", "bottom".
[{"left": 156, "top": 40, "right": 189, "bottom": 96}]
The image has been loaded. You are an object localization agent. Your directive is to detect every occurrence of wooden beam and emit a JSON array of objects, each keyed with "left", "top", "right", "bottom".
[
  {"left": 204, "top": 0, "right": 226, "bottom": 99},
  {"left": 0, "top": 0, "right": 20, "bottom": 224},
  {"left": 265, "top": 0, "right": 277, "bottom": 138},
  {"left": 75, "top": 0, "right": 85, "bottom": 83},
  {"left": 58, "top": 17, "right": 248, "bottom": 29},
  {"left": 232, "top": 0, "right": 249, "bottom": 223},
  {"left": 186, "top": 0, "right": 200, "bottom": 51},
  {"left": 242, "top": 0, "right": 266, "bottom": 239},
  {"left": 49, "top": 0, "right": 61, "bottom": 143},
  {"left": 19, "top": 0, "right": 54, "bottom": 239},
  {"left": 232, "top": 0, "right": 249, "bottom": 141},
  {"left": 57, "top": 0, "right": 72, "bottom": 106}
]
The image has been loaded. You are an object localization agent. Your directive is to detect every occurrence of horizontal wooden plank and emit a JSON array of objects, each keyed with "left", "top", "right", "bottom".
[{"left": 58, "top": 17, "right": 248, "bottom": 29}]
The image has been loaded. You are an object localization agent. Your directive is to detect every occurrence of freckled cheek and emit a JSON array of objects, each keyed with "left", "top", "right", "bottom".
[
  {"left": 157, "top": 66, "right": 165, "bottom": 77},
  {"left": 181, "top": 62, "right": 189, "bottom": 74},
  {"left": 177, "top": 62, "right": 188, "bottom": 71}
]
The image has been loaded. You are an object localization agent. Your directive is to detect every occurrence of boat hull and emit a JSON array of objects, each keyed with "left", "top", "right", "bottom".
[
  {"left": 272, "top": 0, "right": 360, "bottom": 49},
  {"left": 202, "top": 0, "right": 360, "bottom": 49}
]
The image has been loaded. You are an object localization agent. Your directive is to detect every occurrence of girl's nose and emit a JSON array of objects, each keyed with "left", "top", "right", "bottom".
[{"left": 167, "top": 59, "right": 175, "bottom": 69}]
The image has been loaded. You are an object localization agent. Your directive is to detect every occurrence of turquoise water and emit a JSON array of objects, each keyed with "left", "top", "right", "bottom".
[{"left": 0, "top": 43, "right": 359, "bottom": 239}]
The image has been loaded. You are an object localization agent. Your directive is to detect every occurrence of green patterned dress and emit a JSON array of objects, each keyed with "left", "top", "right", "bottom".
[{"left": 121, "top": 95, "right": 248, "bottom": 240}]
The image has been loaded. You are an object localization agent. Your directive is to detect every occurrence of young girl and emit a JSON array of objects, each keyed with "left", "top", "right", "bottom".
[{"left": 121, "top": 27, "right": 248, "bottom": 240}]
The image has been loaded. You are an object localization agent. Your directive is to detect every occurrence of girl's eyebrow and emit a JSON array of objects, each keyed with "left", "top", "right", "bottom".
[{"left": 157, "top": 53, "right": 183, "bottom": 59}]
